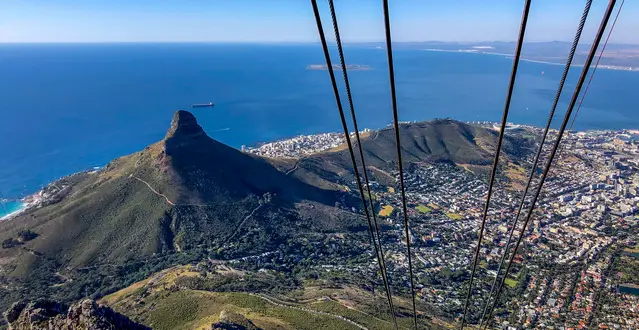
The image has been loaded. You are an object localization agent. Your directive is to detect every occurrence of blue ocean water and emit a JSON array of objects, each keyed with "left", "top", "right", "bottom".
[
  {"left": 0, "top": 43, "right": 638, "bottom": 198},
  {"left": 0, "top": 200, "right": 25, "bottom": 219}
]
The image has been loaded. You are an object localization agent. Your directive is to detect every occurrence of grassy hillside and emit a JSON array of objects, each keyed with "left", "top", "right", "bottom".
[
  {"left": 289, "top": 119, "right": 534, "bottom": 187},
  {"left": 344, "top": 119, "right": 528, "bottom": 165},
  {"left": 0, "top": 111, "right": 361, "bottom": 319},
  {"left": 102, "top": 265, "right": 448, "bottom": 330},
  {"left": 0, "top": 113, "right": 532, "bottom": 327},
  {"left": 0, "top": 111, "right": 358, "bottom": 266}
]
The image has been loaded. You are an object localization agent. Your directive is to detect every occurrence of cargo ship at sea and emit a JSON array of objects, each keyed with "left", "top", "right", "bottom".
[{"left": 191, "top": 102, "right": 214, "bottom": 108}]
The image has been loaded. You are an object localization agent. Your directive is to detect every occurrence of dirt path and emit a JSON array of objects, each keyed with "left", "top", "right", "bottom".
[
  {"left": 224, "top": 204, "right": 263, "bottom": 243},
  {"left": 129, "top": 174, "right": 226, "bottom": 208},
  {"left": 251, "top": 293, "right": 368, "bottom": 330},
  {"left": 129, "top": 174, "right": 175, "bottom": 206},
  {"left": 328, "top": 297, "right": 403, "bottom": 329},
  {"left": 285, "top": 161, "right": 300, "bottom": 175}
]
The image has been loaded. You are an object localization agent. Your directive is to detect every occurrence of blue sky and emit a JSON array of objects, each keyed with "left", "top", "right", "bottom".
[{"left": 1, "top": 0, "right": 636, "bottom": 43}]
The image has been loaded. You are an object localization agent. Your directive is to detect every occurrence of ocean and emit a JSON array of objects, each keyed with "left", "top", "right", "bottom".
[
  {"left": 0, "top": 43, "right": 638, "bottom": 204},
  {"left": 0, "top": 200, "right": 26, "bottom": 219}
]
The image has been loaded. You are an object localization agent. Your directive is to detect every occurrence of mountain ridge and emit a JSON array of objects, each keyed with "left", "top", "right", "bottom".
[
  {"left": 285, "top": 118, "right": 533, "bottom": 187},
  {"left": 0, "top": 110, "right": 360, "bottom": 279},
  {"left": 0, "top": 110, "right": 534, "bottom": 324}
]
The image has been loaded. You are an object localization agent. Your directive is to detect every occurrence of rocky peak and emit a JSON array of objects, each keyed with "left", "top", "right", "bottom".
[
  {"left": 163, "top": 110, "right": 210, "bottom": 155},
  {"left": 165, "top": 110, "right": 206, "bottom": 141},
  {"left": 5, "top": 299, "right": 150, "bottom": 330}
]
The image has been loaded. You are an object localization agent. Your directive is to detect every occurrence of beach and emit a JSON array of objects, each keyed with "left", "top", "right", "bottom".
[{"left": 0, "top": 200, "right": 26, "bottom": 220}]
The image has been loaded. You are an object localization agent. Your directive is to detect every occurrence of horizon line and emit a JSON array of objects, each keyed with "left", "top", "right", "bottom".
[{"left": 1, "top": 40, "right": 637, "bottom": 46}]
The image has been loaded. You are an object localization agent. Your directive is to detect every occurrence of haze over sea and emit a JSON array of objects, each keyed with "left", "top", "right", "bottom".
[{"left": 1, "top": 43, "right": 638, "bottom": 203}]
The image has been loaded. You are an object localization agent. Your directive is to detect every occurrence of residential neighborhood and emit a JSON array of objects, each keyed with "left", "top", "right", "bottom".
[
  {"left": 245, "top": 132, "right": 347, "bottom": 157},
  {"left": 231, "top": 123, "right": 639, "bottom": 329}
]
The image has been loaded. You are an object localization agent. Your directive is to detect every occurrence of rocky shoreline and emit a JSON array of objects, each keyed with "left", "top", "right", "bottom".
[{"left": 1, "top": 169, "right": 100, "bottom": 221}]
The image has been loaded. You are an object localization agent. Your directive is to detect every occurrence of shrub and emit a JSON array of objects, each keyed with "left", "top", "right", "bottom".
[
  {"left": 17, "top": 229, "right": 38, "bottom": 242},
  {"left": 2, "top": 238, "right": 20, "bottom": 249}
]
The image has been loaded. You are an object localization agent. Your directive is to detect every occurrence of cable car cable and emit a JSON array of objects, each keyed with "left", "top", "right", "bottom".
[
  {"left": 481, "top": 2, "right": 617, "bottom": 328},
  {"left": 382, "top": 0, "right": 419, "bottom": 327},
  {"left": 326, "top": 0, "right": 399, "bottom": 324},
  {"left": 460, "top": 0, "right": 531, "bottom": 328},
  {"left": 477, "top": 1, "right": 592, "bottom": 327},
  {"left": 311, "top": 1, "right": 398, "bottom": 327}
]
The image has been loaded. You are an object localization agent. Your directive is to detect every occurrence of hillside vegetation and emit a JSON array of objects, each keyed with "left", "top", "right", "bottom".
[
  {"left": 290, "top": 119, "right": 533, "bottom": 186},
  {"left": 0, "top": 111, "right": 534, "bottom": 328},
  {"left": 101, "top": 265, "right": 447, "bottom": 330},
  {"left": 0, "top": 111, "right": 360, "bottom": 319}
]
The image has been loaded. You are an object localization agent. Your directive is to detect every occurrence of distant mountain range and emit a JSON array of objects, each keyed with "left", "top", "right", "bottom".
[{"left": 0, "top": 110, "right": 534, "bottom": 324}]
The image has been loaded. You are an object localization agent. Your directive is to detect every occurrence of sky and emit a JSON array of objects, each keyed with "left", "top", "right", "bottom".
[{"left": 0, "top": 0, "right": 637, "bottom": 44}]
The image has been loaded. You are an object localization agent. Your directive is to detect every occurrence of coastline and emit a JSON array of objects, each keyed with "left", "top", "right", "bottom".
[
  {"left": 2, "top": 122, "right": 636, "bottom": 207},
  {"left": 0, "top": 167, "right": 103, "bottom": 221},
  {"left": 0, "top": 200, "right": 27, "bottom": 220},
  {"left": 422, "top": 48, "right": 639, "bottom": 72}
]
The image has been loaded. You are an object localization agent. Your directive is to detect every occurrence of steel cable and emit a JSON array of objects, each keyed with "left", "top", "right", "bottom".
[
  {"left": 382, "top": 0, "right": 419, "bottom": 327},
  {"left": 326, "top": 0, "right": 399, "bottom": 326},
  {"left": 460, "top": 0, "right": 531, "bottom": 328},
  {"left": 310, "top": 1, "right": 398, "bottom": 327},
  {"left": 480, "top": 1, "right": 618, "bottom": 328},
  {"left": 477, "top": 1, "right": 592, "bottom": 327},
  {"left": 562, "top": 0, "right": 625, "bottom": 157}
]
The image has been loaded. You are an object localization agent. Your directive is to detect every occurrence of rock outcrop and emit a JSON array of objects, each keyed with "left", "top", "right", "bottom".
[
  {"left": 4, "top": 299, "right": 150, "bottom": 330},
  {"left": 163, "top": 110, "right": 208, "bottom": 153},
  {"left": 211, "top": 310, "right": 261, "bottom": 330}
]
